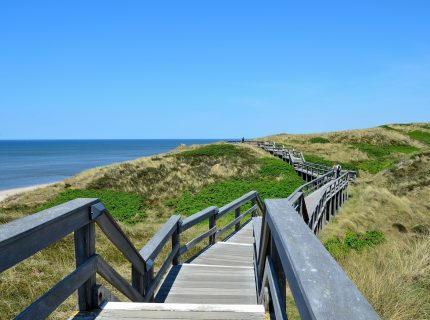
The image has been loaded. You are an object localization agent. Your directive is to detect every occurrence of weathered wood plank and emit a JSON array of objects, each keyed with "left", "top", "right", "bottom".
[
  {"left": 139, "top": 215, "right": 180, "bottom": 262},
  {"left": 216, "top": 205, "right": 257, "bottom": 238},
  {"left": 96, "top": 256, "right": 144, "bottom": 302},
  {"left": 179, "top": 226, "right": 217, "bottom": 256},
  {"left": 16, "top": 255, "right": 98, "bottom": 320},
  {"left": 74, "top": 222, "right": 97, "bottom": 311},
  {"left": 217, "top": 191, "right": 257, "bottom": 218},
  {"left": 265, "top": 199, "right": 380, "bottom": 320},
  {"left": 0, "top": 198, "right": 99, "bottom": 273},
  {"left": 95, "top": 213, "right": 146, "bottom": 275},
  {"left": 144, "top": 243, "right": 180, "bottom": 301},
  {"left": 180, "top": 206, "right": 217, "bottom": 232},
  {"left": 76, "top": 302, "right": 265, "bottom": 320}
]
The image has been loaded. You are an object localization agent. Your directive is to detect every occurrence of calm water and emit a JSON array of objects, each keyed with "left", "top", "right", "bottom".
[{"left": 0, "top": 139, "right": 222, "bottom": 190}]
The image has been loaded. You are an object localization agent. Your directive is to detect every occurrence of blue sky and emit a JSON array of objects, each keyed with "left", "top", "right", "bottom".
[{"left": 1, "top": 1, "right": 429, "bottom": 139}]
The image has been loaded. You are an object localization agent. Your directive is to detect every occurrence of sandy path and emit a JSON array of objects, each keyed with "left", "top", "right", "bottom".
[{"left": 0, "top": 183, "right": 56, "bottom": 202}]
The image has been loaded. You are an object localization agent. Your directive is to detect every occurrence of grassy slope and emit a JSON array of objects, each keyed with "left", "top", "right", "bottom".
[
  {"left": 262, "top": 122, "right": 430, "bottom": 319},
  {"left": 0, "top": 143, "right": 304, "bottom": 319}
]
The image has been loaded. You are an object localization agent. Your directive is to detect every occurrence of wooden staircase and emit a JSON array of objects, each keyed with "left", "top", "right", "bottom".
[{"left": 75, "top": 223, "right": 265, "bottom": 319}]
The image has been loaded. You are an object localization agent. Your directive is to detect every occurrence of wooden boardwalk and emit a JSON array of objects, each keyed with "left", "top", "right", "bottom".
[
  {"left": 79, "top": 223, "right": 264, "bottom": 319},
  {"left": 1, "top": 141, "right": 379, "bottom": 320},
  {"left": 156, "top": 223, "right": 258, "bottom": 305},
  {"left": 304, "top": 180, "right": 336, "bottom": 214}
]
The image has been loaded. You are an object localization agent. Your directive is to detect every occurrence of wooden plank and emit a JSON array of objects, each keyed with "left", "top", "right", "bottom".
[
  {"left": 179, "top": 226, "right": 217, "bottom": 256},
  {"left": 252, "top": 217, "right": 262, "bottom": 261},
  {"left": 144, "top": 243, "right": 180, "bottom": 301},
  {"left": 180, "top": 206, "right": 217, "bottom": 232},
  {"left": 78, "top": 302, "right": 265, "bottom": 320},
  {"left": 16, "top": 255, "right": 98, "bottom": 320},
  {"left": 218, "top": 191, "right": 257, "bottom": 218},
  {"left": 74, "top": 222, "right": 97, "bottom": 311},
  {"left": 139, "top": 215, "right": 180, "bottom": 262},
  {"left": 96, "top": 256, "right": 144, "bottom": 302},
  {"left": 265, "top": 257, "right": 287, "bottom": 320},
  {"left": 265, "top": 199, "right": 380, "bottom": 320},
  {"left": 234, "top": 207, "right": 241, "bottom": 231},
  {"left": 164, "top": 294, "right": 258, "bottom": 305},
  {"left": 96, "top": 213, "right": 146, "bottom": 275},
  {"left": 0, "top": 198, "right": 99, "bottom": 273},
  {"left": 216, "top": 205, "right": 257, "bottom": 238}
]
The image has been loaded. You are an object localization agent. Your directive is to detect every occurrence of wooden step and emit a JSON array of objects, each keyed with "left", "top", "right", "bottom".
[{"left": 73, "top": 302, "right": 265, "bottom": 319}]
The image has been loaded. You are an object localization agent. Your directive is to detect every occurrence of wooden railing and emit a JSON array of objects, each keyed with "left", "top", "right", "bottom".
[
  {"left": 0, "top": 192, "right": 265, "bottom": 319},
  {"left": 254, "top": 199, "right": 380, "bottom": 319}
]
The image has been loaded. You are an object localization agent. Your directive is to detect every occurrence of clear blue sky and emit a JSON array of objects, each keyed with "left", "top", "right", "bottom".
[{"left": 1, "top": 1, "right": 429, "bottom": 139}]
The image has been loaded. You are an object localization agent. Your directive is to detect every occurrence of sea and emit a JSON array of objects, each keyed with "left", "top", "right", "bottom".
[{"left": 0, "top": 139, "right": 223, "bottom": 190}]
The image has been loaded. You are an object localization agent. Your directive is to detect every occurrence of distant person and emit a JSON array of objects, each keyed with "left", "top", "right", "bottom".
[
  {"left": 241, "top": 137, "right": 245, "bottom": 143},
  {"left": 336, "top": 164, "right": 342, "bottom": 178}
]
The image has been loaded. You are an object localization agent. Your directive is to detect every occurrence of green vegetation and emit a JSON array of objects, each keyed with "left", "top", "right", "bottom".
[
  {"left": 38, "top": 189, "right": 145, "bottom": 224},
  {"left": 346, "top": 143, "right": 418, "bottom": 173},
  {"left": 309, "top": 137, "right": 330, "bottom": 144},
  {"left": 304, "top": 154, "right": 358, "bottom": 171},
  {"left": 353, "top": 143, "right": 418, "bottom": 157},
  {"left": 324, "top": 230, "right": 385, "bottom": 259},
  {"left": 355, "top": 159, "right": 394, "bottom": 174},
  {"left": 258, "top": 157, "right": 296, "bottom": 177},
  {"left": 408, "top": 130, "right": 430, "bottom": 145},
  {"left": 304, "top": 143, "right": 418, "bottom": 174},
  {"left": 380, "top": 124, "right": 400, "bottom": 132},
  {"left": 178, "top": 143, "right": 249, "bottom": 158},
  {"left": 166, "top": 157, "right": 304, "bottom": 216}
]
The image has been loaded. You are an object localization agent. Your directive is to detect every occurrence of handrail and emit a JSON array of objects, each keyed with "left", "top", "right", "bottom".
[
  {"left": 0, "top": 198, "right": 151, "bottom": 319},
  {"left": 256, "top": 199, "right": 380, "bottom": 319},
  {"left": 0, "top": 190, "right": 267, "bottom": 318}
]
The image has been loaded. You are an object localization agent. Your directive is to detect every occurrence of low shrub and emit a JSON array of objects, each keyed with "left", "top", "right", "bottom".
[
  {"left": 325, "top": 230, "right": 385, "bottom": 259},
  {"left": 309, "top": 137, "right": 330, "bottom": 144},
  {"left": 304, "top": 154, "right": 358, "bottom": 172},
  {"left": 38, "top": 189, "right": 145, "bottom": 224},
  {"left": 353, "top": 143, "right": 418, "bottom": 157},
  {"left": 408, "top": 130, "right": 430, "bottom": 145},
  {"left": 178, "top": 144, "right": 248, "bottom": 158},
  {"left": 166, "top": 157, "right": 304, "bottom": 216}
]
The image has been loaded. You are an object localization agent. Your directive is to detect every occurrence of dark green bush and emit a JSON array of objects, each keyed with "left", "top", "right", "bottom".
[
  {"left": 408, "top": 130, "right": 430, "bottom": 145},
  {"left": 38, "top": 189, "right": 145, "bottom": 224},
  {"left": 309, "top": 137, "right": 330, "bottom": 144},
  {"left": 178, "top": 144, "right": 248, "bottom": 158},
  {"left": 325, "top": 230, "right": 385, "bottom": 259},
  {"left": 166, "top": 157, "right": 304, "bottom": 216}
]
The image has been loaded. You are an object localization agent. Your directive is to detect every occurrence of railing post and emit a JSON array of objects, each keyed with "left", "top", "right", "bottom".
[
  {"left": 172, "top": 222, "right": 180, "bottom": 265},
  {"left": 209, "top": 213, "right": 216, "bottom": 245},
  {"left": 74, "top": 221, "right": 97, "bottom": 311},
  {"left": 144, "top": 261, "right": 155, "bottom": 302},
  {"left": 251, "top": 198, "right": 257, "bottom": 216},
  {"left": 270, "top": 236, "right": 286, "bottom": 308},
  {"left": 235, "top": 207, "right": 241, "bottom": 231},
  {"left": 131, "top": 266, "right": 145, "bottom": 297}
]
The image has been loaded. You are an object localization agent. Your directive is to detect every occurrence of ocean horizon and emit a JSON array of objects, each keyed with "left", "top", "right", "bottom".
[{"left": 0, "top": 139, "right": 225, "bottom": 190}]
